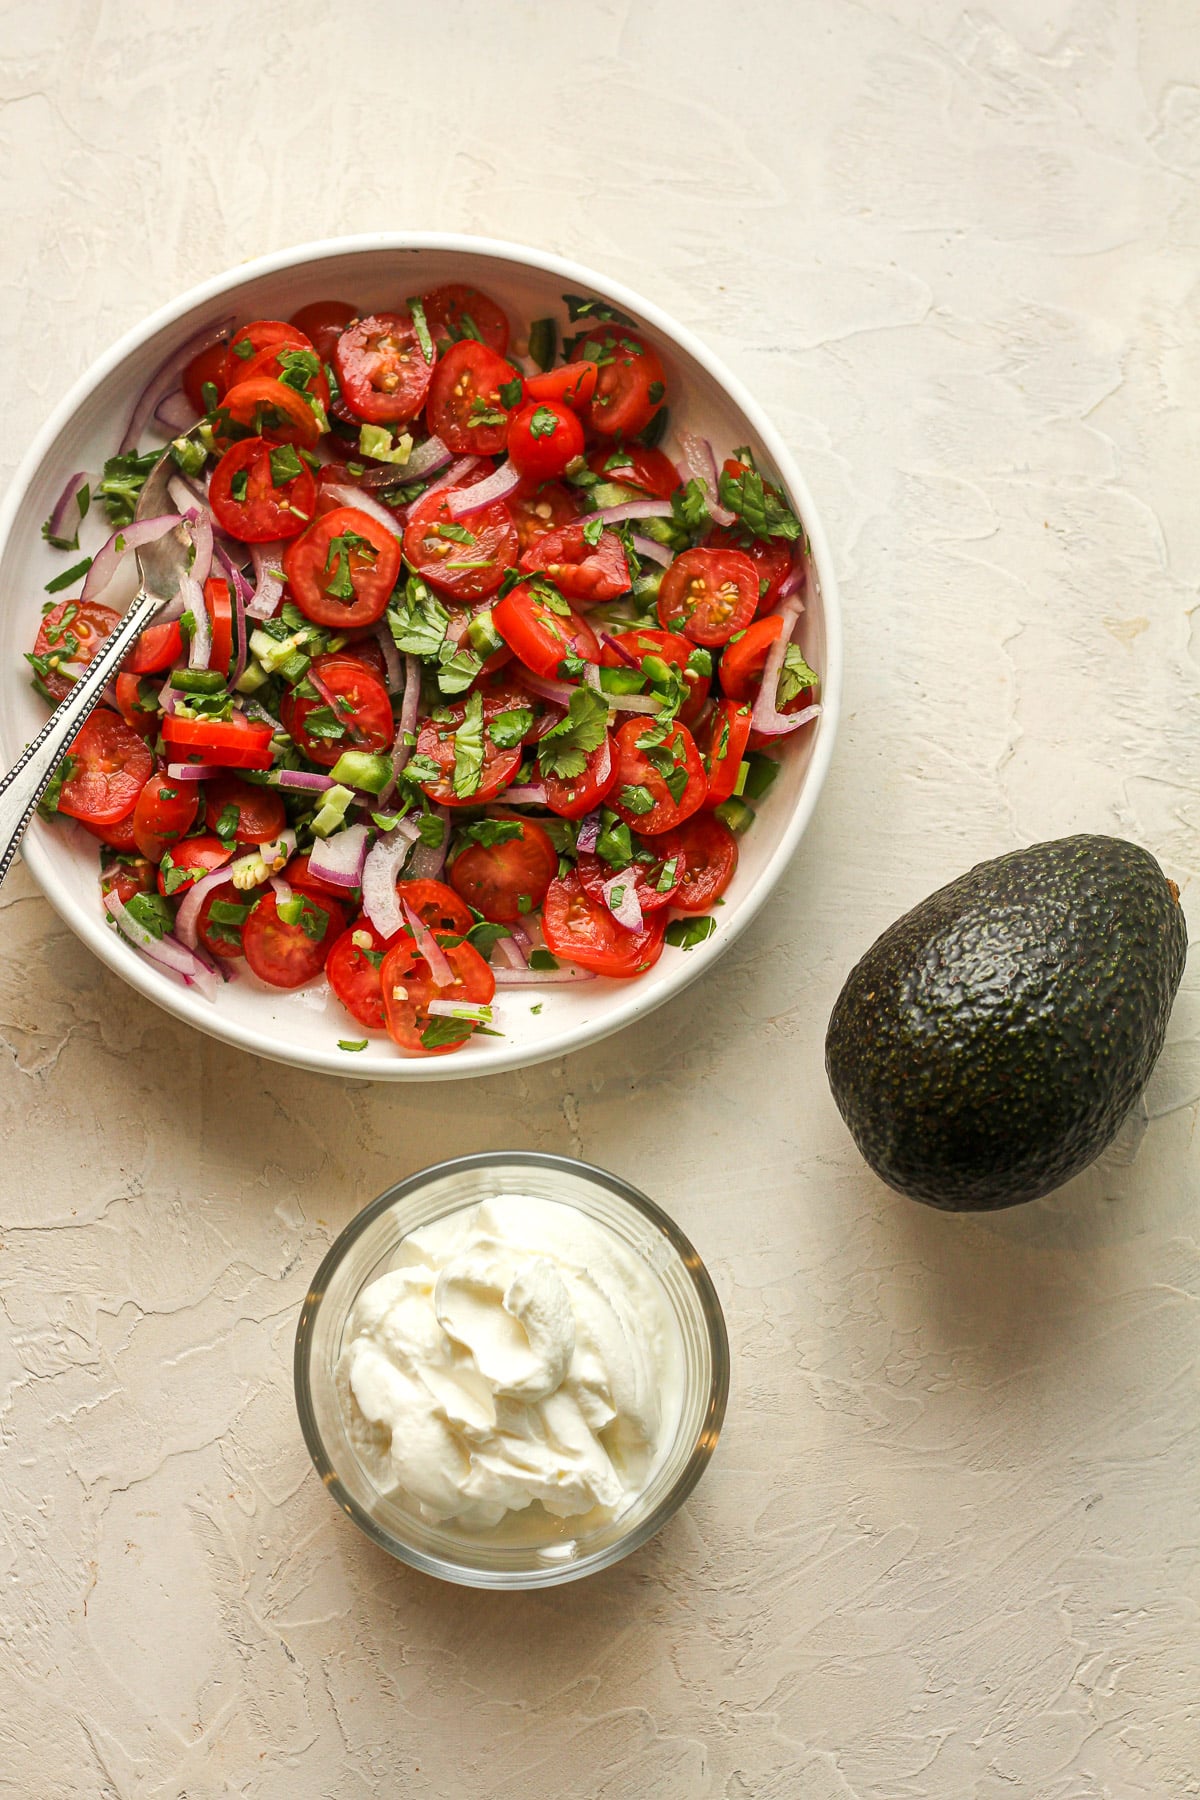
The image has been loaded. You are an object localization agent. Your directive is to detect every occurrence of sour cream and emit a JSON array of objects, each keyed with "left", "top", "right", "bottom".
[{"left": 336, "top": 1194, "right": 684, "bottom": 1538}]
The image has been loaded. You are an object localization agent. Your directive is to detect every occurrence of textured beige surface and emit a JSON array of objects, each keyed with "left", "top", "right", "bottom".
[{"left": 2, "top": 1, "right": 1199, "bottom": 1795}]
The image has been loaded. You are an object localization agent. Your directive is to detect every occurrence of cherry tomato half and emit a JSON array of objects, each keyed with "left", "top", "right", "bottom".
[
  {"left": 509, "top": 480, "right": 580, "bottom": 552},
  {"left": 203, "top": 577, "right": 235, "bottom": 679},
  {"left": 58, "top": 710, "right": 153, "bottom": 825},
  {"left": 242, "top": 890, "right": 346, "bottom": 989},
  {"left": 718, "top": 616, "right": 784, "bottom": 702},
  {"left": 213, "top": 376, "right": 321, "bottom": 451},
  {"left": 288, "top": 299, "right": 356, "bottom": 362},
  {"left": 327, "top": 917, "right": 391, "bottom": 1029},
  {"left": 421, "top": 283, "right": 510, "bottom": 356},
  {"left": 397, "top": 879, "right": 475, "bottom": 937},
  {"left": 492, "top": 582, "right": 599, "bottom": 676},
  {"left": 203, "top": 774, "right": 286, "bottom": 845},
  {"left": 123, "top": 617, "right": 184, "bottom": 676},
  {"left": 541, "top": 732, "right": 619, "bottom": 821},
  {"left": 157, "top": 834, "right": 230, "bottom": 896},
  {"left": 541, "top": 869, "right": 666, "bottom": 978},
  {"left": 334, "top": 312, "right": 435, "bottom": 425},
  {"left": 210, "top": 437, "right": 317, "bottom": 544},
  {"left": 449, "top": 817, "right": 558, "bottom": 923},
  {"left": 223, "top": 321, "right": 311, "bottom": 389},
  {"left": 280, "top": 652, "right": 394, "bottom": 768},
  {"left": 607, "top": 717, "right": 706, "bottom": 836},
  {"left": 101, "top": 853, "right": 156, "bottom": 906},
  {"left": 284, "top": 505, "right": 401, "bottom": 629},
  {"left": 162, "top": 713, "right": 274, "bottom": 771},
  {"left": 656, "top": 813, "right": 739, "bottom": 911},
  {"left": 526, "top": 361, "right": 598, "bottom": 410},
  {"left": 706, "top": 524, "right": 795, "bottom": 613},
  {"left": 426, "top": 339, "right": 523, "bottom": 456},
  {"left": 380, "top": 935, "right": 496, "bottom": 1055},
  {"left": 131, "top": 771, "right": 198, "bottom": 863},
  {"left": 506, "top": 400, "right": 585, "bottom": 482},
  {"left": 519, "top": 521, "right": 629, "bottom": 604},
  {"left": 33, "top": 599, "right": 120, "bottom": 701},
  {"left": 115, "top": 671, "right": 160, "bottom": 737},
  {"left": 412, "top": 698, "right": 524, "bottom": 809},
  {"left": 587, "top": 443, "right": 680, "bottom": 499},
  {"left": 658, "top": 547, "right": 759, "bottom": 647},
  {"left": 577, "top": 840, "right": 684, "bottom": 914},
  {"left": 403, "top": 489, "right": 517, "bottom": 602},
  {"left": 598, "top": 627, "right": 710, "bottom": 730},
  {"left": 183, "top": 339, "right": 229, "bottom": 414},
  {"left": 579, "top": 329, "right": 666, "bottom": 439}
]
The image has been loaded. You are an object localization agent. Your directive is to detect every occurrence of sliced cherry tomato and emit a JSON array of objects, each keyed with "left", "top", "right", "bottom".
[
  {"left": 403, "top": 489, "right": 517, "bottom": 602},
  {"left": 183, "top": 340, "right": 229, "bottom": 414},
  {"left": 703, "top": 699, "right": 753, "bottom": 807},
  {"left": 412, "top": 697, "right": 524, "bottom": 808},
  {"left": 706, "top": 524, "right": 794, "bottom": 613},
  {"left": 493, "top": 583, "right": 599, "bottom": 676},
  {"left": 519, "top": 522, "right": 629, "bottom": 604},
  {"left": 506, "top": 400, "right": 585, "bottom": 482},
  {"left": 608, "top": 717, "right": 706, "bottom": 836},
  {"left": 157, "top": 834, "right": 230, "bottom": 896},
  {"left": 123, "top": 617, "right": 184, "bottom": 676},
  {"left": 421, "top": 284, "right": 510, "bottom": 356},
  {"left": 541, "top": 732, "right": 619, "bottom": 820},
  {"left": 392, "top": 878, "right": 472, "bottom": 936},
  {"left": 162, "top": 713, "right": 274, "bottom": 771},
  {"left": 224, "top": 321, "right": 311, "bottom": 388},
  {"left": 334, "top": 312, "right": 435, "bottom": 424},
  {"left": 338, "top": 632, "right": 388, "bottom": 680},
  {"left": 448, "top": 818, "right": 557, "bottom": 923},
  {"left": 237, "top": 343, "right": 330, "bottom": 413},
  {"left": 426, "top": 339, "right": 523, "bottom": 456},
  {"left": 33, "top": 599, "right": 120, "bottom": 701},
  {"left": 718, "top": 616, "right": 784, "bottom": 702},
  {"left": 541, "top": 869, "right": 666, "bottom": 978},
  {"left": 58, "top": 710, "right": 153, "bottom": 825},
  {"left": 203, "top": 577, "right": 235, "bottom": 678},
  {"left": 577, "top": 840, "right": 683, "bottom": 914},
  {"left": 526, "top": 361, "right": 598, "bottom": 410},
  {"left": 656, "top": 813, "right": 739, "bottom": 911},
  {"left": 284, "top": 851, "right": 356, "bottom": 902},
  {"left": 379, "top": 935, "right": 496, "bottom": 1055},
  {"left": 213, "top": 376, "right": 321, "bottom": 451},
  {"left": 509, "top": 480, "right": 580, "bottom": 552},
  {"left": 203, "top": 774, "right": 285, "bottom": 844},
  {"left": 100, "top": 852, "right": 156, "bottom": 906},
  {"left": 196, "top": 880, "right": 255, "bottom": 961},
  {"left": 280, "top": 652, "right": 393, "bottom": 767},
  {"left": 598, "top": 626, "right": 710, "bottom": 730},
  {"left": 242, "top": 889, "right": 346, "bottom": 988},
  {"left": 587, "top": 443, "right": 679, "bottom": 499},
  {"left": 658, "top": 547, "right": 759, "bottom": 647},
  {"left": 283, "top": 505, "right": 401, "bottom": 629},
  {"left": 210, "top": 436, "right": 317, "bottom": 544},
  {"left": 327, "top": 917, "right": 391, "bottom": 1029},
  {"left": 80, "top": 812, "right": 138, "bottom": 852},
  {"left": 131, "top": 772, "right": 198, "bottom": 862},
  {"left": 115, "top": 672, "right": 160, "bottom": 737},
  {"left": 579, "top": 329, "right": 666, "bottom": 439},
  {"left": 288, "top": 300, "right": 356, "bottom": 362}
]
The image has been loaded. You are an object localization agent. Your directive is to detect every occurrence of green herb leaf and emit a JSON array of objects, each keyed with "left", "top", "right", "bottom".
[
  {"left": 528, "top": 947, "right": 560, "bottom": 971},
  {"left": 562, "top": 293, "right": 638, "bottom": 327},
  {"left": 452, "top": 691, "right": 485, "bottom": 798},
  {"left": 536, "top": 686, "right": 609, "bottom": 782},
  {"left": 498, "top": 377, "right": 523, "bottom": 409},
  {"left": 581, "top": 515, "right": 604, "bottom": 548},
  {"left": 665, "top": 914, "right": 717, "bottom": 950},
  {"left": 37, "top": 754, "right": 76, "bottom": 817},
  {"left": 462, "top": 819, "right": 524, "bottom": 848},
  {"left": 124, "top": 891, "right": 175, "bottom": 940},
  {"left": 617, "top": 784, "right": 655, "bottom": 816},
  {"left": 488, "top": 707, "right": 533, "bottom": 749},
  {"left": 97, "top": 447, "right": 160, "bottom": 527},
  {"left": 595, "top": 812, "right": 634, "bottom": 868},
  {"left": 717, "top": 456, "right": 801, "bottom": 542},
  {"left": 529, "top": 404, "right": 559, "bottom": 439},
  {"left": 776, "top": 643, "right": 820, "bottom": 709},
  {"left": 407, "top": 297, "right": 435, "bottom": 365},
  {"left": 268, "top": 443, "right": 304, "bottom": 487},
  {"left": 214, "top": 803, "right": 240, "bottom": 841},
  {"left": 43, "top": 558, "right": 92, "bottom": 595},
  {"left": 420, "top": 1014, "right": 475, "bottom": 1050},
  {"left": 338, "top": 1039, "right": 368, "bottom": 1052},
  {"left": 229, "top": 468, "right": 249, "bottom": 504},
  {"left": 388, "top": 577, "right": 450, "bottom": 657}
]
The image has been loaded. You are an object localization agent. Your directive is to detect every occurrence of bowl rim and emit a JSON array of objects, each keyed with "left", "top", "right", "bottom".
[
  {"left": 0, "top": 231, "right": 842, "bottom": 1081},
  {"left": 292, "top": 1149, "right": 730, "bottom": 1588}
]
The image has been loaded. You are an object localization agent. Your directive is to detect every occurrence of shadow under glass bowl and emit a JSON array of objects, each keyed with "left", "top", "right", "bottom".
[{"left": 294, "top": 1151, "right": 729, "bottom": 1589}]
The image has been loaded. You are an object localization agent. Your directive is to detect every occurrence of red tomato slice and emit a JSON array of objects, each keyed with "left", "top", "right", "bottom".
[
  {"left": 214, "top": 376, "right": 321, "bottom": 451},
  {"left": 526, "top": 361, "right": 598, "bottom": 410},
  {"left": 718, "top": 616, "right": 783, "bottom": 701},
  {"left": 426, "top": 339, "right": 523, "bottom": 456},
  {"left": 283, "top": 505, "right": 401, "bottom": 629},
  {"left": 578, "top": 329, "right": 666, "bottom": 439},
  {"left": 196, "top": 879, "right": 254, "bottom": 961},
  {"left": 403, "top": 489, "right": 518, "bottom": 602},
  {"left": 288, "top": 300, "right": 356, "bottom": 362},
  {"left": 203, "top": 577, "right": 235, "bottom": 678},
  {"left": 131, "top": 771, "right": 198, "bottom": 862},
  {"left": 412, "top": 698, "right": 523, "bottom": 808},
  {"left": 598, "top": 626, "right": 710, "bottom": 729},
  {"left": 158, "top": 834, "right": 230, "bottom": 895},
  {"left": 162, "top": 713, "right": 274, "bottom": 770},
  {"left": 123, "top": 617, "right": 184, "bottom": 676},
  {"left": 396, "top": 879, "right": 475, "bottom": 936},
  {"left": 421, "top": 284, "right": 511, "bottom": 356},
  {"left": 334, "top": 312, "right": 435, "bottom": 424},
  {"left": 236, "top": 343, "right": 330, "bottom": 413},
  {"left": 705, "top": 524, "right": 794, "bottom": 613},
  {"left": 242, "top": 890, "right": 346, "bottom": 988},
  {"left": 224, "top": 321, "right": 311, "bottom": 388},
  {"left": 33, "top": 599, "right": 120, "bottom": 701},
  {"left": 655, "top": 813, "right": 738, "bottom": 911},
  {"left": 101, "top": 852, "right": 156, "bottom": 906},
  {"left": 541, "top": 732, "right": 618, "bottom": 820},
  {"left": 210, "top": 437, "right": 317, "bottom": 543},
  {"left": 58, "top": 710, "right": 153, "bottom": 825},
  {"left": 577, "top": 841, "right": 684, "bottom": 914},
  {"left": 115, "top": 671, "right": 160, "bottom": 737},
  {"left": 327, "top": 917, "right": 391, "bottom": 1029},
  {"left": 448, "top": 818, "right": 558, "bottom": 923},
  {"left": 183, "top": 339, "right": 229, "bottom": 414},
  {"left": 703, "top": 699, "right": 753, "bottom": 807},
  {"left": 80, "top": 811, "right": 138, "bottom": 852},
  {"left": 509, "top": 480, "right": 581, "bottom": 552},
  {"left": 506, "top": 400, "right": 585, "bottom": 482},
  {"left": 280, "top": 652, "right": 394, "bottom": 768},
  {"left": 541, "top": 869, "right": 666, "bottom": 977},
  {"left": 587, "top": 444, "right": 680, "bottom": 499},
  {"left": 658, "top": 547, "right": 759, "bottom": 647},
  {"left": 203, "top": 774, "right": 286, "bottom": 844},
  {"left": 607, "top": 717, "right": 706, "bottom": 836},
  {"left": 284, "top": 851, "right": 357, "bottom": 902},
  {"left": 519, "top": 522, "right": 629, "bottom": 604},
  {"left": 493, "top": 583, "right": 599, "bottom": 676},
  {"left": 380, "top": 936, "right": 496, "bottom": 1055}
]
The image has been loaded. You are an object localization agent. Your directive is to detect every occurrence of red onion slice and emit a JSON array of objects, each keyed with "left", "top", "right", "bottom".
[
  {"left": 80, "top": 513, "right": 183, "bottom": 606},
  {"left": 401, "top": 898, "right": 454, "bottom": 986},
  {"left": 242, "top": 696, "right": 283, "bottom": 734},
  {"left": 307, "top": 822, "right": 369, "bottom": 889},
  {"left": 320, "top": 482, "right": 404, "bottom": 538},
  {"left": 519, "top": 670, "right": 576, "bottom": 707},
  {"left": 104, "top": 897, "right": 222, "bottom": 1000},
  {"left": 501, "top": 783, "right": 549, "bottom": 806},
  {"left": 446, "top": 461, "right": 522, "bottom": 518},
  {"left": 46, "top": 472, "right": 89, "bottom": 545},
  {"left": 308, "top": 666, "right": 365, "bottom": 742},
  {"left": 425, "top": 999, "right": 493, "bottom": 1023},
  {"left": 750, "top": 598, "right": 822, "bottom": 736},
  {"left": 213, "top": 544, "right": 251, "bottom": 685},
  {"left": 491, "top": 964, "right": 595, "bottom": 985},
  {"left": 423, "top": 455, "right": 480, "bottom": 499},
  {"left": 629, "top": 532, "right": 671, "bottom": 567},
  {"left": 601, "top": 869, "right": 644, "bottom": 933},
  {"left": 165, "top": 760, "right": 222, "bottom": 780},
  {"left": 247, "top": 544, "right": 285, "bottom": 619},
  {"left": 361, "top": 822, "right": 421, "bottom": 937},
  {"left": 493, "top": 932, "right": 529, "bottom": 971},
  {"left": 155, "top": 388, "right": 198, "bottom": 433},
  {"left": 599, "top": 632, "right": 641, "bottom": 669},
  {"left": 606, "top": 691, "right": 664, "bottom": 715},
  {"left": 388, "top": 434, "right": 451, "bottom": 482},
  {"left": 373, "top": 621, "right": 403, "bottom": 694},
  {"left": 588, "top": 498, "right": 673, "bottom": 525},
  {"left": 676, "top": 431, "right": 735, "bottom": 527},
  {"left": 264, "top": 768, "right": 336, "bottom": 792},
  {"left": 182, "top": 574, "right": 210, "bottom": 670},
  {"left": 776, "top": 562, "right": 805, "bottom": 605},
  {"left": 576, "top": 812, "right": 602, "bottom": 853},
  {"left": 119, "top": 317, "right": 232, "bottom": 455},
  {"left": 406, "top": 803, "right": 450, "bottom": 880},
  {"left": 173, "top": 863, "right": 235, "bottom": 949}
]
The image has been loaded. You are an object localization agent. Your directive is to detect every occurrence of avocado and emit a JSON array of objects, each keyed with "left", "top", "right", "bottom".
[{"left": 825, "top": 836, "right": 1187, "bottom": 1210}]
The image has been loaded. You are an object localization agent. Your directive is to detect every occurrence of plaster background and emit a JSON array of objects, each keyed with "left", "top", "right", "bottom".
[{"left": 1, "top": 1, "right": 1199, "bottom": 1794}]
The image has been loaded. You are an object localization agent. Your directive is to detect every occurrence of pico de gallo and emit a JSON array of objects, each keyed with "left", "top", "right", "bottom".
[{"left": 30, "top": 283, "right": 820, "bottom": 1057}]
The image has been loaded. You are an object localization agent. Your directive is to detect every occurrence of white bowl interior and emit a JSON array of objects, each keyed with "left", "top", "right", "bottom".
[{"left": 0, "top": 237, "right": 840, "bottom": 1081}]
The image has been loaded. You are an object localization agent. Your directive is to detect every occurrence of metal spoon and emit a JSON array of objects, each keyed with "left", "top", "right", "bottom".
[{"left": 0, "top": 446, "right": 199, "bottom": 888}]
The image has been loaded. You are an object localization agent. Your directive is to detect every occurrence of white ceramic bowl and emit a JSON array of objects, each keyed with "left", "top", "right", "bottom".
[{"left": 0, "top": 234, "right": 841, "bottom": 1081}]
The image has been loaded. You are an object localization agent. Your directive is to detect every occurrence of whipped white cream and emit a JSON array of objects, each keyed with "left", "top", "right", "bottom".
[{"left": 336, "top": 1194, "right": 683, "bottom": 1537}]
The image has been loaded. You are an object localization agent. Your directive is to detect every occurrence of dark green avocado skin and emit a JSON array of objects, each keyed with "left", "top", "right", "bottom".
[{"left": 825, "top": 836, "right": 1188, "bottom": 1210}]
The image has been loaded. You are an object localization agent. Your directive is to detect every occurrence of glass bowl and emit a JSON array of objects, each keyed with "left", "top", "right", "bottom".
[{"left": 294, "top": 1151, "right": 729, "bottom": 1589}]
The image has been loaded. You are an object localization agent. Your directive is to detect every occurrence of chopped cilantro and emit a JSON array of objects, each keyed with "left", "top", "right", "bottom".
[
  {"left": 498, "top": 377, "right": 523, "bottom": 409},
  {"left": 420, "top": 1015, "right": 475, "bottom": 1050},
  {"left": 776, "top": 644, "right": 820, "bottom": 708},
  {"left": 407, "top": 297, "right": 435, "bottom": 364},
  {"left": 581, "top": 516, "right": 604, "bottom": 548},
  {"left": 338, "top": 1039, "right": 368, "bottom": 1052},
  {"left": 269, "top": 443, "right": 304, "bottom": 487},
  {"left": 665, "top": 914, "right": 717, "bottom": 950},
  {"left": 488, "top": 707, "right": 534, "bottom": 748},
  {"left": 617, "top": 784, "right": 655, "bottom": 816},
  {"left": 388, "top": 578, "right": 450, "bottom": 657},
  {"left": 536, "top": 686, "right": 609, "bottom": 782},
  {"left": 452, "top": 691, "right": 486, "bottom": 798},
  {"left": 43, "top": 559, "right": 91, "bottom": 595}
]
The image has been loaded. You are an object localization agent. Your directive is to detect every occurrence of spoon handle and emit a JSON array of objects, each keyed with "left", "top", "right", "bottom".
[{"left": 0, "top": 591, "right": 161, "bottom": 889}]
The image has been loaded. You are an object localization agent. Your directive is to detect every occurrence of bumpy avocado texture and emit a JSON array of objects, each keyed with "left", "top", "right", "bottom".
[{"left": 825, "top": 836, "right": 1188, "bottom": 1210}]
